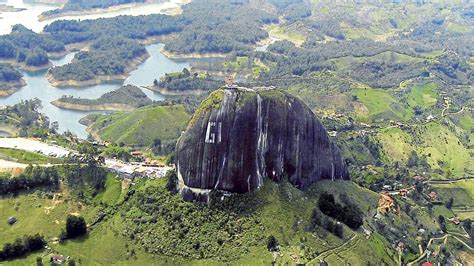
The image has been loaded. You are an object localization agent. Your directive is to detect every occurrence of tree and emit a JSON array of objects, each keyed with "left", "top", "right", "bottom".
[
  {"left": 334, "top": 223, "right": 344, "bottom": 238},
  {"left": 438, "top": 215, "right": 447, "bottom": 232},
  {"left": 445, "top": 198, "right": 454, "bottom": 209},
  {"left": 65, "top": 215, "right": 87, "bottom": 239},
  {"left": 267, "top": 235, "right": 279, "bottom": 251},
  {"left": 165, "top": 170, "right": 178, "bottom": 194},
  {"left": 407, "top": 151, "right": 419, "bottom": 167},
  {"left": 36, "top": 256, "right": 43, "bottom": 266}
]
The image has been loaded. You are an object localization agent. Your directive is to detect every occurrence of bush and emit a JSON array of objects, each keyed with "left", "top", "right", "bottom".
[
  {"left": 165, "top": 170, "right": 178, "bottom": 194},
  {"left": 267, "top": 235, "right": 279, "bottom": 251},
  {"left": 65, "top": 215, "right": 87, "bottom": 239},
  {"left": 318, "top": 193, "right": 363, "bottom": 230}
]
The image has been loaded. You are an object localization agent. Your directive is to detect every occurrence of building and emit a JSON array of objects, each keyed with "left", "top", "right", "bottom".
[
  {"left": 51, "top": 255, "right": 67, "bottom": 264},
  {"left": 428, "top": 191, "right": 437, "bottom": 200},
  {"left": 448, "top": 217, "right": 461, "bottom": 225}
]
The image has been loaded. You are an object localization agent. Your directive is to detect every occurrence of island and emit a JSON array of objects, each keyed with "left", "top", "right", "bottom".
[
  {"left": 0, "top": 4, "right": 26, "bottom": 13},
  {"left": 51, "top": 84, "right": 152, "bottom": 111},
  {"left": 0, "top": 25, "right": 63, "bottom": 71},
  {"left": 47, "top": 37, "right": 149, "bottom": 87},
  {"left": 38, "top": 0, "right": 150, "bottom": 21},
  {"left": 0, "top": 63, "right": 25, "bottom": 96}
]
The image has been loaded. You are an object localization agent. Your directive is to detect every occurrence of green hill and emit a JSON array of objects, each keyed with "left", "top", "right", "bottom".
[
  {"left": 86, "top": 105, "right": 190, "bottom": 148},
  {"left": 1, "top": 176, "right": 402, "bottom": 265}
]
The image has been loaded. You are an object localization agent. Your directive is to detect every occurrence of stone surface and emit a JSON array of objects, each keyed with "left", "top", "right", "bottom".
[{"left": 176, "top": 87, "right": 350, "bottom": 195}]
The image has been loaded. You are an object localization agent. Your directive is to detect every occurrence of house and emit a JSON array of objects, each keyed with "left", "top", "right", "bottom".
[
  {"left": 428, "top": 191, "right": 437, "bottom": 200},
  {"left": 448, "top": 217, "right": 461, "bottom": 225},
  {"left": 51, "top": 255, "right": 67, "bottom": 264},
  {"left": 399, "top": 189, "right": 408, "bottom": 198},
  {"left": 131, "top": 151, "right": 144, "bottom": 157},
  {"left": 421, "top": 262, "right": 433, "bottom": 266}
]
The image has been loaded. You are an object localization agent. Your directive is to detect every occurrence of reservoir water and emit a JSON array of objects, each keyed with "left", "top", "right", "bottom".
[
  {"left": 0, "top": 0, "right": 184, "bottom": 35},
  {"left": 0, "top": 1, "right": 206, "bottom": 139},
  {"left": 0, "top": 44, "right": 194, "bottom": 139}
]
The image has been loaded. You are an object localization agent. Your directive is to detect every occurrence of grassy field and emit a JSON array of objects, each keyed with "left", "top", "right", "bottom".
[
  {"left": 377, "top": 122, "right": 472, "bottom": 176},
  {"left": 353, "top": 87, "right": 413, "bottom": 121},
  {"left": 223, "top": 56, "right": 249, "bottom": 71},
  {"left": 1, "top": 173, "right": 400, "bottom": 265},
  {"left": 0, "top": 193, "right": 84, "bottom": 246},
  {"left": 88, "top": 105, "right": 190, "bottom": 147},
  {"left": 431, "top": 179, "right": 474, "bottom": 208},
  {"left": 264, "top": 24, "right": 305, "bottom": 46},
  {"left": 407, "top": 82, "right": 438, "bottom": 108},
  {"left": 0, "top": 148, "right": 64, "bottom": 165}
]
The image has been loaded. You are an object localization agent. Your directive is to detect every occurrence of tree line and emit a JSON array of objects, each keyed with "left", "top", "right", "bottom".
[{"left": 0, "top": 166, "right": 60, "bottom": 195}]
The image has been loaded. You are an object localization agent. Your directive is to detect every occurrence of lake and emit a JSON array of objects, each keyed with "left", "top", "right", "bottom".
[
  {"left": 0, "top": 0, "right": 210, "bottom": 139},
  {"left": 0, "top": 43, "right": 197, "bottom": 138},
  {"left": 0, "top": 0, "right": 184, "bottom": 35}
]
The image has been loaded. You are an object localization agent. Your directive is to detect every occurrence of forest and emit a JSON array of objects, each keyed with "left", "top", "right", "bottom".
[
  {"left": 0, "top": 25, "right": 64, "bottom": 67},
  {"left": 0, "top": 165, "right": 60, "bottom": 195},
  {"left": 49, "top": 36, "right": 147, "bottom": 82},
  {"left": 154, "top": 69, "right": 223, "bottom": 92},
  {"left": 0, "top": 64, "right": 22, "bottom": 83}
]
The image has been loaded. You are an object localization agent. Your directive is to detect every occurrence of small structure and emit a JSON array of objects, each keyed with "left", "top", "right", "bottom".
[
  {"left": 428, "top": 191, "right": 437, "bottom": 200},
  {"left": 50, "top": 255, "right": 67, "bottom": 264},
  {"left": 7, "top": 216, "right": 17, "bottom": 225},
  {"left": 399, "top": 189, "right": 408, "bottom": 198},
  {"left": 448, "top": 217, "right": 461, "bottom": 225},
  {"left": 131, "top": 151, "right": 144, "bottom": 157},
  {"left": 421, "top": 262, "right": 433, "bottom": 266}
]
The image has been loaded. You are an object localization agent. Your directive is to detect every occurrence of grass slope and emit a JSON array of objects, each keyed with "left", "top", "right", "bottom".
[
  {"left": 377, "top": 122, "right": 472, "bottom": 176},
  {"left": 353, "top": 87, "right": 413, "bottom": 121},
  {"left": 0, "top": 148, "right": 63, "bottom": 164},
  {"left": 1, "top": 175, "right": 398, "bottom": 265},
  {"left": 88, "top": 105, "right": 190, "bottom": 147},
  {"left": 407, "top": 82, "right": 438, "bottom": 108}
]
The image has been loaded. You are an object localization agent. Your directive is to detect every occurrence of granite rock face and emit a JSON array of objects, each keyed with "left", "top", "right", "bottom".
[{"left": 176, "top": 88, "right": 350, "bottom": 195}]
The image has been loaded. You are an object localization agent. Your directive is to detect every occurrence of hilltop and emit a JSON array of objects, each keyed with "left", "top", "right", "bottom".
[{"left": 51, "top": 85, "right": 152, "bottom": 112}]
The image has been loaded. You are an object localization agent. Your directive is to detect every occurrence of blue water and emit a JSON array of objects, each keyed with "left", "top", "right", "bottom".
[{"left": 0, "top": 43, "right": 194, "bottom": 138}]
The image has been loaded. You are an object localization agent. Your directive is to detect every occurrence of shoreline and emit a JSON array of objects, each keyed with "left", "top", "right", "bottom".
[
  {"left": 38, "top": 0, "right": 187, "bottom": 22},
  {"left": 0, "top": 79, "right": 27, "bottom": 97},
  {"left": 47, "top": 51, "right": 150, "bottom": 87},
  {"left": 144, "top": 85, "right": 206, "bottom": 96},
  {"left": 0, "top": 59, "right": 52, "bottom": 72},
  {"left": 159, "top": 47, "right": 229, "bottom": 59},
  {"left": 51, "top": 100, "right": 135, "bottom": 112},
  {"left": 38, "top": 1, "right": 152, "bottom": 21}
]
